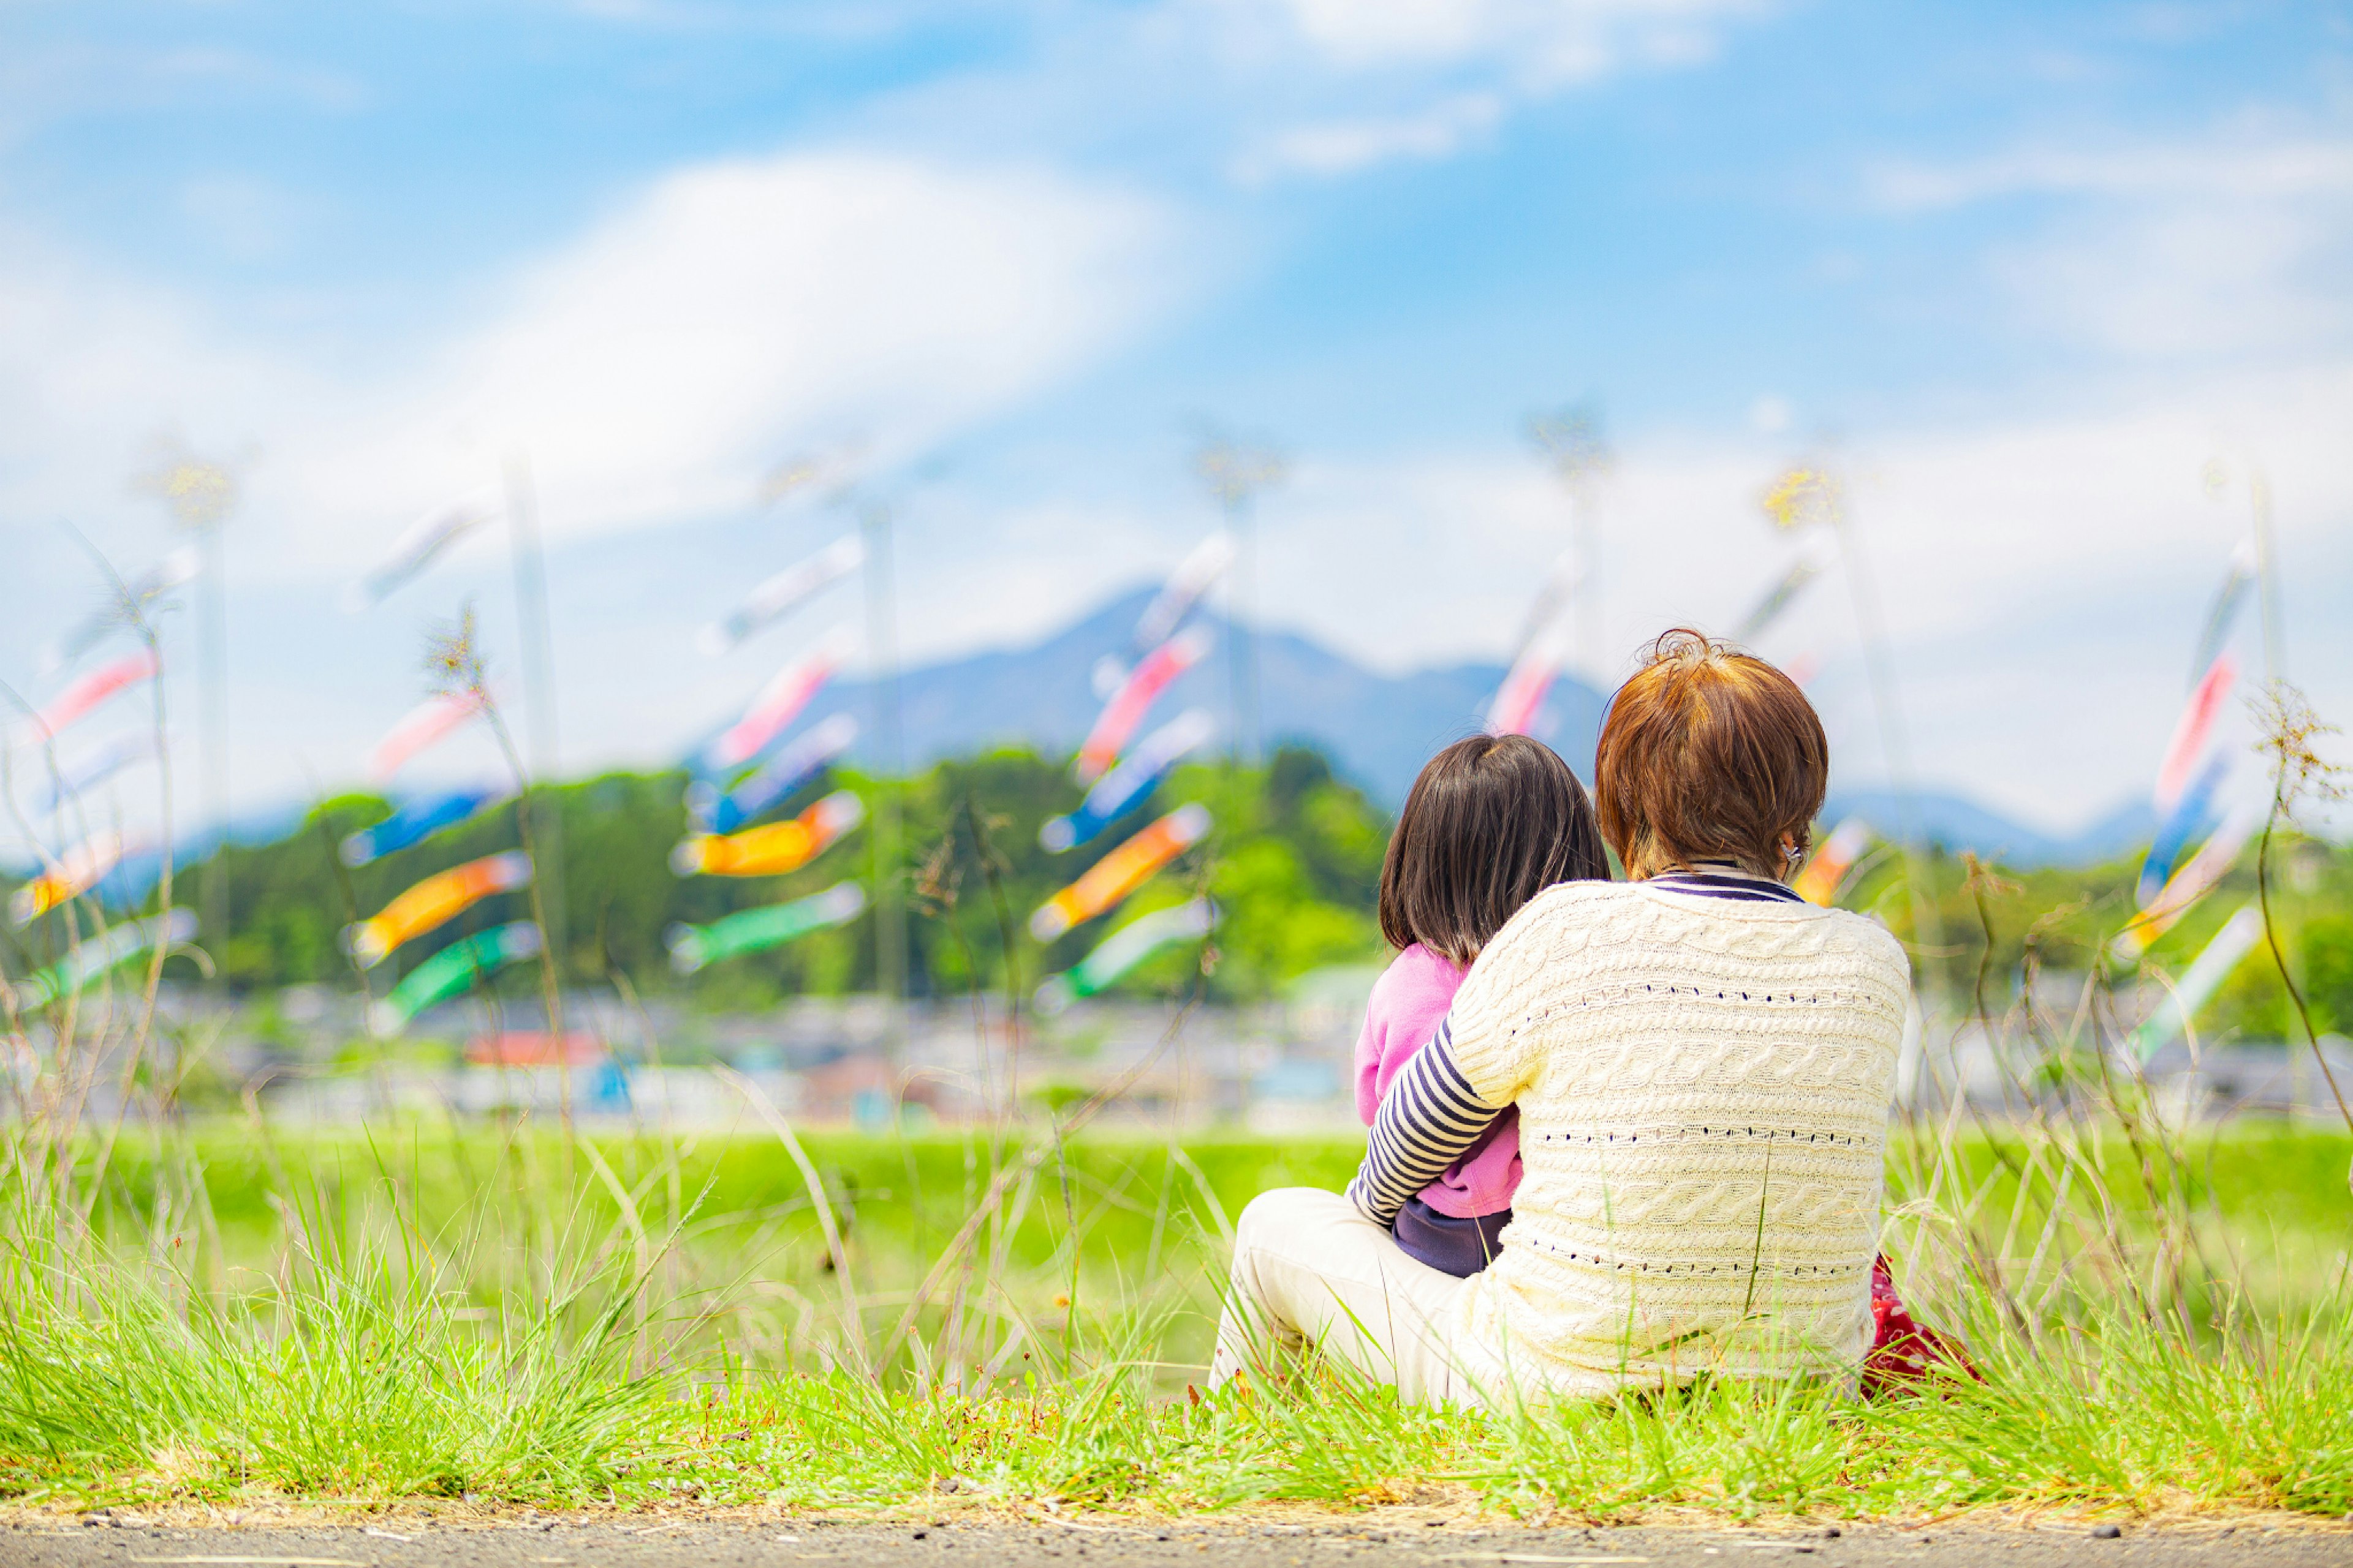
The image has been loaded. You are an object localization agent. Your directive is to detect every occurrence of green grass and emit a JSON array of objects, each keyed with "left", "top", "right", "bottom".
[{"left": 1, "top": 1120, "right": 2349, "bottom": 1521}]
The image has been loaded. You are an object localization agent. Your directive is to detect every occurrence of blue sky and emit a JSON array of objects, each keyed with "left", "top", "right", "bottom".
[{"left": 3, "top": 0, "right": 2349, "bottom": 843}]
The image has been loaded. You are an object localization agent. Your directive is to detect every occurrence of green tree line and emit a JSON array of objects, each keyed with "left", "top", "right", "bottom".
[{"left": 2, "top": 744, "right": 1393, "bottom": 1010}]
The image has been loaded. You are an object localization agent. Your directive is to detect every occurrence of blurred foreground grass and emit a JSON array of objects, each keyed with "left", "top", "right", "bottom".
[{"left": 0, "top": 1122, "right": 2347, "bottom": 1520}]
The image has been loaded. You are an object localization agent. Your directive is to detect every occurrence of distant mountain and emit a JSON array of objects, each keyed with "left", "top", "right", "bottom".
[
  {"left": 789, "top": 587, "right": 1608, "bottom": 806},
  {"left": 790, "top": 586, "right": 2154, "bottom": 868},
  {"left": 13, "top": 589, "right": 2154, "bottom": 885},
  {"left": 1823, "top": 790, "right": 2155, "bottom": 871}
]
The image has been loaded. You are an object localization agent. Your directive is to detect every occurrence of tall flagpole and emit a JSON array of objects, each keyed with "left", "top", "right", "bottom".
[
  {"left": 2249, "top": 468, "right": 2284, "bottom": 684},
  {"left": 504, "top": 451, "right": 566, "bottom": 984},
  {"left": 860, "top": 501, "right": 907, "bottom": 1060},
  {"left": 1192, "top": 436, "right": 1286, "bottom": 768},
  {"left": 1763, "top": 463, "right": 1949, "bottom": 1000},
  {"left": 143, "top": 449, "right": 237, "bottom": 964},
  {"left": 1525, "top": 403, "right": 1613, "bottom": 686}
]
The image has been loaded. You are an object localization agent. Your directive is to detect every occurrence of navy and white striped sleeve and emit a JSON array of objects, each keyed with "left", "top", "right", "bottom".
[{"left": 1343, "top": 1015, "right": 1509, "bottom": 1229}]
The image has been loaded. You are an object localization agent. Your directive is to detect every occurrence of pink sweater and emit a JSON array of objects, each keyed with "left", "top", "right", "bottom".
[{"left": 1351, "top": 942, "right": 1521, "bottom": 1219}]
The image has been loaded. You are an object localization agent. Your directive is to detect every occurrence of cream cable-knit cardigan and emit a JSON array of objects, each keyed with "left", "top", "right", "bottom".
[{"left": 1434, "top": 877, "right": 1912, "bottom": 1395}]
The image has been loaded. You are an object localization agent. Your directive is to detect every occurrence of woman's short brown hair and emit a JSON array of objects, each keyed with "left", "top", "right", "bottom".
[
  {"left": 1378, "top": 733, "right": 1609, "bottom": 964},
  {"left": 1596, "top": 629, "right": 1828, "bottom": 881}
]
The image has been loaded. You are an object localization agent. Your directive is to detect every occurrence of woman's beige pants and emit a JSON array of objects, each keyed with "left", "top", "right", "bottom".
[{"left": 1209, "top": 1186, "right": 1520, "bottom": 1407}]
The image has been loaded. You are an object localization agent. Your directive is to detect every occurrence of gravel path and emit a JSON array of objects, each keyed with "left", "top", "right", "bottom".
[{"left": 3, "top": 1514, "right": 2347, "bottom": 1568}]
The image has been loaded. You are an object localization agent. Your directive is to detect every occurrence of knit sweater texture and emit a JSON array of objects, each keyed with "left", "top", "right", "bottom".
[{"left": 1438, "top": 877, "right": 1912, "bottom": 1395}]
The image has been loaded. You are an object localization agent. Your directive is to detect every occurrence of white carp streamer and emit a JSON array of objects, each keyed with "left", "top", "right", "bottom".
[
  {"left": 700, "top": 536, "right": 864, "bottom": 655},
  {"left": 39, "top": 548, "right": 199, "bottom": 674},
  {"left": 346, "top": 499, "right": 493, "bottom": 611}
]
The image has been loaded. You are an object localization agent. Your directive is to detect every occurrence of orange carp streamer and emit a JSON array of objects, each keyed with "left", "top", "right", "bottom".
[
  {"left": 1029, "top": 803, "right": 1211, "bottom": 941},
  {"left": 2113, "top": 798, "right": 2265, "bottom": 958},
  {"left": 9, "top": 830, "right": 126, "bottom": 925},
  {"left": 344, "top": 850, "right": 533, "bottom": 967},
  {"left": 1793, "top": 817, "right": 1871, "bottom": 907},
  {"left": 670, "top": 790, "right": 864, "bottom": 877}
]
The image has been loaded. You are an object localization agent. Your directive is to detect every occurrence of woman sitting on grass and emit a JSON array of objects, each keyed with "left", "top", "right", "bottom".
[
  {"left": 1349, "top": 732, "right": 1612, "bottom": 1278},
  {"left": 1211, "top": 629, "right": 1914, "bottom": 1406}
]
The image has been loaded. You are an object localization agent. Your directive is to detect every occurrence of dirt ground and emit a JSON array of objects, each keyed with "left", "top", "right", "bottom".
[{"left": 3, "top": 1509, "right": 2349, "bottom": 1568}]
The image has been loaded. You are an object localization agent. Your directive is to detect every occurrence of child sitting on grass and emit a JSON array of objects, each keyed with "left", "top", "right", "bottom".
[{"left": 1354, "top": 733, "right": 1609, "bottom": 1278}]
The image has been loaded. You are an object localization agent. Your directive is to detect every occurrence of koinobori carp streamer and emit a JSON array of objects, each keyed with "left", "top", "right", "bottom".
[
  {"left": 1029, "top": 804, "right": 1211, "bottom": 942},
  {"left": 369, "top": 921, "right": 544, "bottom": 1037},
  {"left": 665, "top": 881, "right": 866, "bottom": 974},
  {"left": 1486, "top": 633, "right": 1563, "bottom": 739},
  {"left": 368, "top": 692, "right": 486, "bottom": 783},
  {"left": 2152, "top": 653, "right": 2237, "bottom": 816},
  {"left": 706, "top": 633, "right": 848, "bottom": 771},
  {"left": 2140, "top": 754, "right": 2229, "bottom": 906},
  {"left": 4, "top": 909, "right": 196, "bottom": 1012},
  {"left": 40, "top": 548, "right": 199, "bottom": 674},
  {"left": 671, "top": 790, "right": 863, "bottom": 877},
  {"left": 1129, "top": 531, "right": 1233, "bottom": 656},
  {"left": 9, "top": 830, "right": 126, "bottom": 925},
  {"left": 688, "top": 713, "right": 857, "bottom": 834},
  {"left": 1075, "top": 627, "right": 1211, "bottom": 784},
  {"left": 1041, "top": 708, "right": 1213, "bottom": 852},
  {"left": 344, "top": 851, "right": 533, "bottom": 968},
  {"left": 700, "top": 536, "right": 863, "bottom": 656},
  {"left": 339, "top": 787, "right": 509, "bottom": 868},
  {"left": 346, "top": 499, "right": 492, "bottom": 612},
  {"left": 25, "top": 650, "right": 159, "bottom": 744},
  {"left": 1734, "top": 538, "right": 1833, "bottom": 644},
  {"left": 2124, "top": 901, "right": 2265, "bottom": 1061},
  {"left": 2113, "top": 797, "right": 2265, "bottom": 958},
  {"left": 26, "top": 734, "right": 153, "bottom": 819},
  {"left": 1792, "top": 817, "right": 1871, "bottom": 907},
  {"left": 1034, "top": 897, "right": 1216, "bottom": 1015}
]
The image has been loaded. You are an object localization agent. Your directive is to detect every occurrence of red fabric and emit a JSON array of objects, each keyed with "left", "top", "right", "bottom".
[{"left": 1862, "top": 1255, "right": 1978, "bottom": 1396}]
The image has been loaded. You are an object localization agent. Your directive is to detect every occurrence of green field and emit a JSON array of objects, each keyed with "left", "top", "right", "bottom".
[{"left": 2, "top": 1118, "right": 2347, "bottom": 1522}]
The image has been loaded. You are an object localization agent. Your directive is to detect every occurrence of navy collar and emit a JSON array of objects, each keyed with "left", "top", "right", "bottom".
[{"left": 1643, "top": 863, "right": 1808, "bottom": 905}]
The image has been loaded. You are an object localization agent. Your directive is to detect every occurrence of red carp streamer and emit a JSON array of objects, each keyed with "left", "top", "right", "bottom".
[
  {"left": 708, "top": 633, "right": 847, "bottom": 770},
  {"left": 1075, "top": 627, "right": 1211, "bottom": 784},
  {"left": 2153, "top": 653, "right": 2236, "bottom": 814},
  {"left": 369, "top": 692, "right": 485, "bottom": 783},
  {"left": 1486, "top": 634, "right": 1563, "bottom": 738},
  {"left": 26, "top": 651, "right": 159, "bottom": 743}
]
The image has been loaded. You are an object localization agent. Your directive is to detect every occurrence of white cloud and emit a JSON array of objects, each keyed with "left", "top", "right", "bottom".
[
  {"left": 1221, "top": 0, "right": 1754, "bottom": 180},
  {"left": 1865, "top": 138, "right": 2353, "bottom": 211},
  {"left": 1869, "top": 132, "right": 2353, "bottom": 362},
  {"left": 1267, "top": 0, "right": 1742, "bottom": 80},
  {"left": 407, "top": 154, "right": 1177, "bottom": 546},
  {"left": 0, "top": 151, "right": 1182, "bottom": 589},
  {"left": 1227, "top": 365, "right": 2353, "bottom": 828},
  {"left": 1237, "top": 93, "right": 1502, "bottom": 181},
  {"left": 177, "top": 174, "right": 308, "bottom": 262}
]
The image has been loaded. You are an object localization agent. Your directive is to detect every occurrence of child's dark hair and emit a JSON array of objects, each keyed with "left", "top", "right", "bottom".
[{"left": 1378, "top": 733, "right": 1608, "bottom": 965}]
